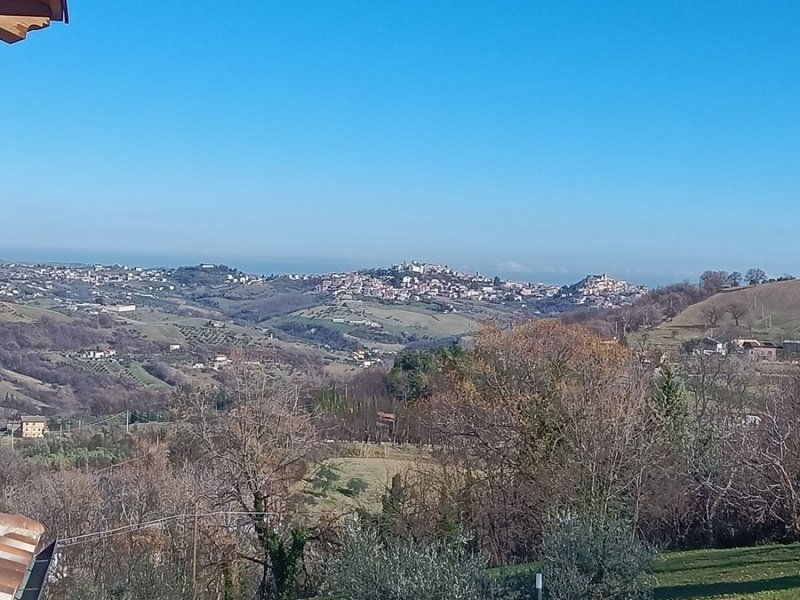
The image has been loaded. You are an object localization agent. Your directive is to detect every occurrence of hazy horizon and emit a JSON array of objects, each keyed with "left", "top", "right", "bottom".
[
  {"left": 5, "top": 3, "right": 800, "bottom": 279},
  {"left": 0, "top": 245, "right": 789, "bottom": 288}
]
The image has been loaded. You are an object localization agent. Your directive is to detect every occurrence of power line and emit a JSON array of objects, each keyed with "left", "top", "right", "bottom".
[{"left": 58, "top": 511, "right": 279, "bottom": 547}]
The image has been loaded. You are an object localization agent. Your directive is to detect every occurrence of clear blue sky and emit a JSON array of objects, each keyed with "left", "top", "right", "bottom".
[{"left": 3, "top": 1, "right": 799, "bottom": 284}]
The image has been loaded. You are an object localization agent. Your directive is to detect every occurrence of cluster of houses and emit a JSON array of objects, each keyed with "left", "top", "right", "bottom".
[
  {"left": 1, "top": 262, "right": 173, "bottom": 291},
  {"left": 694, "top": 337, "right": 800, "bottom": 362},
  {"left": 348, "top": 348, "right": 389, "bottom": 368},
  {"left": 0, "top": 262, "right": 268, "bottom": 306},
  {"left": 320, "top": 261, "right": 562, "bottom": 306},
  {"left": 79, "top": 348, "right": 117, "bottom": 360},
  {"left": 192, "top": 354, "right": 233, "bottom": 371},
  {"left": 319, "top": 263, "right": 648, "bottom": 311},
  {"left": 560, "top": 273, "right": 648, "bottom": 309}
]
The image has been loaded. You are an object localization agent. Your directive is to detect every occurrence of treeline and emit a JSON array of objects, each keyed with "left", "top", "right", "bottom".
[
  {"left": 394, "top": 322, "right": 800, "bottom": 558},
  {"left": 319, "top": 322, "right": 800, "bottom": 557}
]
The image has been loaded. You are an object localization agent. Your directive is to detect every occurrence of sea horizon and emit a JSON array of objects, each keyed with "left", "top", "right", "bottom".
[{"left": 0, "top": 247, "right": 690, "bottom": 288}]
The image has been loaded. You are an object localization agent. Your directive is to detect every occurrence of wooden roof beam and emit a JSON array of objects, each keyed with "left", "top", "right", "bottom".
[{"left": 0, "top": 0, "right": 66, "bottom": 43}]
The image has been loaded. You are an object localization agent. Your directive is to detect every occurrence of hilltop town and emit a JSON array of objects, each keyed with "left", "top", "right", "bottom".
[{"left": 322, "top": 261, "right": 645, "bottom": 311}]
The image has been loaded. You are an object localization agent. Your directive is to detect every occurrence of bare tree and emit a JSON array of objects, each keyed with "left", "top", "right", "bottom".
[
  {"left": 727, "top": 302, "right": 749, "bottom": 327},
  {"left": 704, "top": 306, "right": 722, "bottom": 330},
  {"left": 417, "top": 321, "right": 668, "bottom": 560},
  {"left": 179, "top": 374, "right": 320, "bottom": 600},
  {"left": 730, "top": 379, "right": 800, "bottom": 536}
]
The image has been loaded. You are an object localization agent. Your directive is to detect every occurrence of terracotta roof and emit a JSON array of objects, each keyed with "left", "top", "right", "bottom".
[
  {"left": 0, "top": 514, "right": 44, "bottom": 600},
  {"left": 0, "top": 0, "right": 67, "bottom": 44}
]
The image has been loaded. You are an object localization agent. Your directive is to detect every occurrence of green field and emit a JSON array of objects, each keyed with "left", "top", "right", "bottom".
[
  {"left": 488, "top": 544, "right": 800, "bottom": 599},
  {"left": 312, "top": 542, "right": 800, "bottom": 599},
  {"left": 653, "top": 543, "right": 800, "bottom": 599},
  {"left": 297, "top": 444, "right": 423, "bottom": 517},
  {"left": 0, "top": 301, "right": 70, "bottom": 323},
  {"left": 295, "top": 301, "right": 483, "bottom": 339}
]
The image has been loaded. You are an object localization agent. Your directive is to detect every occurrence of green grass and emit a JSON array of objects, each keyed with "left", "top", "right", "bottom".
[
  {"left": 0, "top": 301, "right": 70, "bottom": 323},
  {"left": 653, "top": 544, "right": 800, "bottom": 599},
  {"left": 494, "top": 544, "right": 800, "bottom": 599},
  {"left": 126, "top": 361, "right": 169, "bottom": 388},
  {"left": 309, "top": 543, "right": 800, "bottom": 600}
]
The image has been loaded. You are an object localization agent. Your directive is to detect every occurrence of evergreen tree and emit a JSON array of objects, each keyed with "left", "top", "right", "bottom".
[
  {"left": 654, "top": 361, "right": 688, "bottom": 444},
  {"left": 379, "top": 474, "right": 405, "bottom": 542}
]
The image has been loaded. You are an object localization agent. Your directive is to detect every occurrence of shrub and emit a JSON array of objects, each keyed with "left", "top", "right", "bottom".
[
  {"left": 541, "top": 512, "right": 654, "bottom": 600},
  {"left": 327, "top": 522, "right": 494, "bottom": 600}
]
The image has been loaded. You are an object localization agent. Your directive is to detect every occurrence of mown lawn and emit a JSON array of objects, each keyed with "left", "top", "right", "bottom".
[
  {"left": 314, "top": 543, "right": 800, "bottom": 600},
  {"left": 653, "top": 543, "right": 800, "bottom": 599}
]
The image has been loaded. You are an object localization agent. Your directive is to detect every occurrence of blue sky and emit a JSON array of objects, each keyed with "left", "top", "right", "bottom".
[{"left": 2, "top": 1, "right": 799, "bottom": 284}]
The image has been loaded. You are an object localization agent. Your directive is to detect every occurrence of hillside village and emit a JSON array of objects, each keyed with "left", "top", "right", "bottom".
[
  {"left": 320, "top": 261, "right": 646, "bottom": 310},
  {"left": 0, "top": 262, "right": 267, "bottom": 303}
]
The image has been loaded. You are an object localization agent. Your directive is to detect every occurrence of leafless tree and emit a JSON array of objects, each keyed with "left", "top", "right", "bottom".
[
  {"left": 728, "top": 302, "right": 749, "bottom": 327},
  {"left": 704, "top": 306, "right": 722, "bottom": 330},
  {"left": 178, "top": 372, "right": 320, "bottom": 600}
]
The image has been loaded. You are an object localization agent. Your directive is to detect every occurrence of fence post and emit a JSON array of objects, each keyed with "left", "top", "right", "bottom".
[{"left": 536, "top": 573, "right": 543, "bottom": 600}]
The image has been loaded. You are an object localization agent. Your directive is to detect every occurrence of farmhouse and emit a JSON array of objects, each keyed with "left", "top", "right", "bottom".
[
  {"left": 19, "top": 416, "right": 47, "bottom": 439},
  {"left": 743, "top": 341, "right": 780, "bottom": 362},
  {"left": 698, "top": 337, "right": 727, "bottom": 356}
]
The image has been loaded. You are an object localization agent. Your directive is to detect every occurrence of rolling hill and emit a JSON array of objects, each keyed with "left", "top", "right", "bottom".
[{"left": 643, "top": 280, "right": 800, "bottom": 353}]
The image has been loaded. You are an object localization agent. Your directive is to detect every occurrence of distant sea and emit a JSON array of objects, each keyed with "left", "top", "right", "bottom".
[
  {"left": 0, "top": 247, "right": 675, "bottom": 288},
  {"left": 0, "top": 248, "right": 365, "bottom": 277}
]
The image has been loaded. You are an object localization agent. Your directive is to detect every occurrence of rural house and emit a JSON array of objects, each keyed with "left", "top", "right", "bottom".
[
  {"left": 743, "top": 341, "right": 780, "bottom": 362},
  {"left": 19, "top": 416, "right": 47, "bottom": 439}
]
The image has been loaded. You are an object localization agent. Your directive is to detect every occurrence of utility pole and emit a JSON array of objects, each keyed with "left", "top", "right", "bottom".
[
  {"left": 126, "top": 410, "right": 130, "bottom": 434},
  {"left": 192, "top": 501, "right": 199, "bottom": 600}
]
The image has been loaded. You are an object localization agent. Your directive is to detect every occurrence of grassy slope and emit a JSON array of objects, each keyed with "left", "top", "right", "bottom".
[
  {"left": 0, "top": 302, "right": 71, "bottom": 323},
  {"left": 643, "top": 281, "right": 800, "bottom": 354},
  {"left": 293, "top": 301, "right": 482, "bottom": 340},
  {"left": 298, "top": 445, "right": 423, "bottom": 517},
  {"left": 654, "top": 544, "right": 800, "bottom": 599}
]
